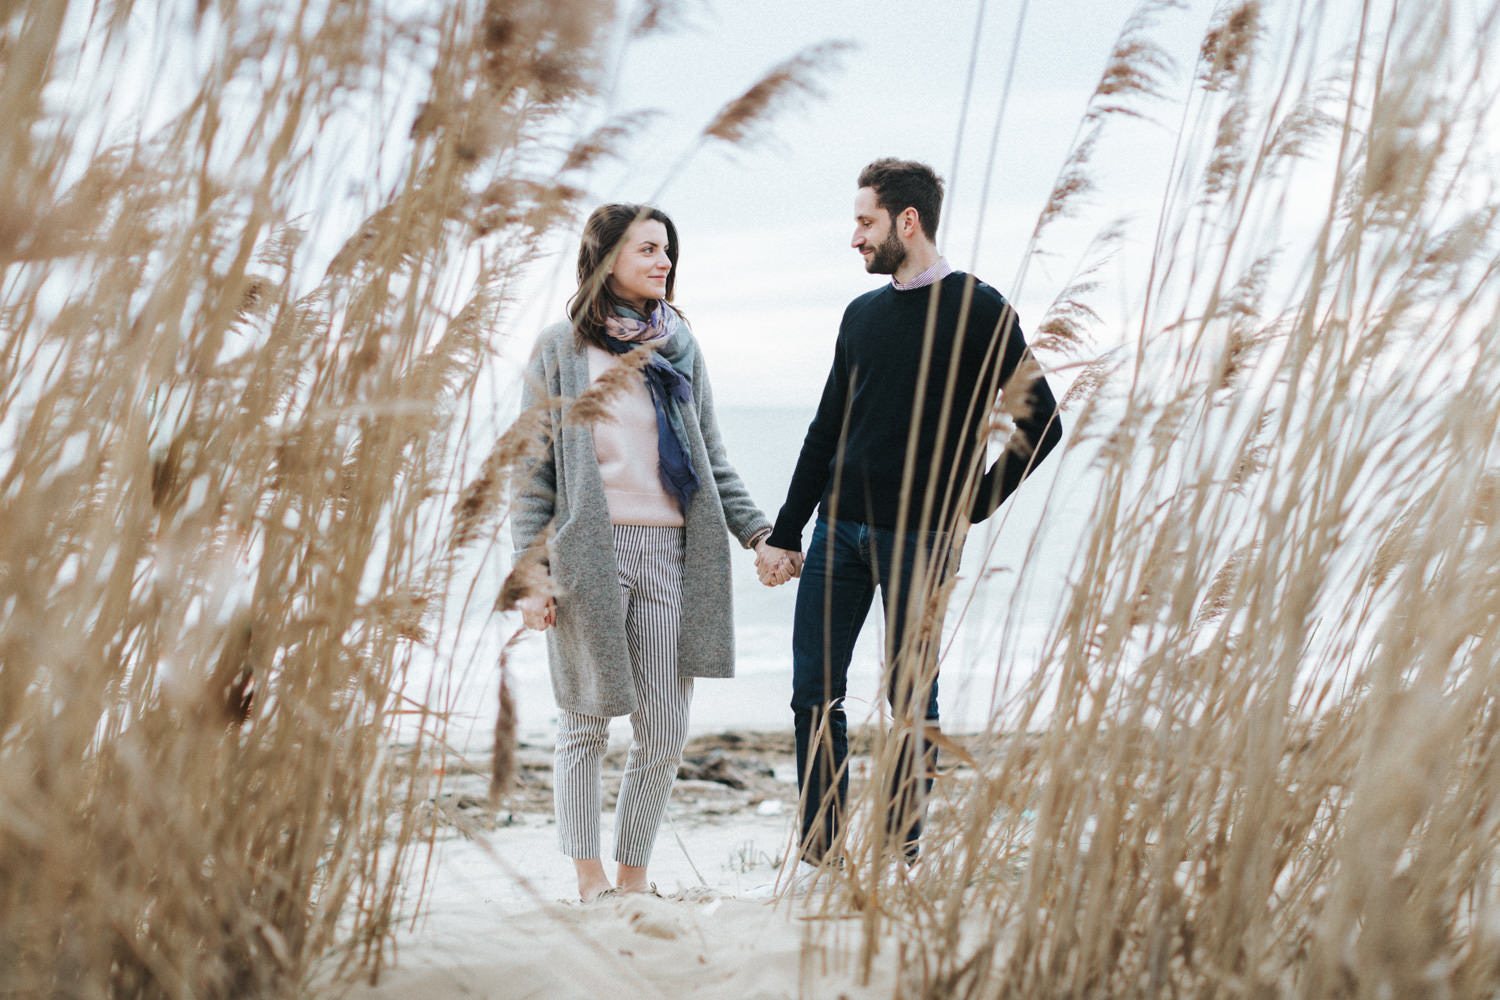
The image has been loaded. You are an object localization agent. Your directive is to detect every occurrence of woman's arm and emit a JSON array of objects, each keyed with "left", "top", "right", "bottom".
[
  {"left": 504, "top": 342, "right": 561, "bottom": 628},
  {"left": 693, "top": 350, "right": 772, "bottom": 547},
  {"left": 509, "top": 346, "right": 559, "bottom": 561}
]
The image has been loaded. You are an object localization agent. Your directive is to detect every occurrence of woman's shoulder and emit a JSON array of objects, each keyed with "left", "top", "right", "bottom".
[
  {"left": 535, "top": 319, "right": 575, "bottom": 351},
  {"left": 527, "top": 320, "right": 582, "bottom": 366}
]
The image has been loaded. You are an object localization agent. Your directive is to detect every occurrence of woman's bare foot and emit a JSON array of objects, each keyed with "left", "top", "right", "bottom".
[
  {"left": 574, "top": 858, "right": 614, "bottom": 902},
  {"left": 616, "top": 862, "right": 652, "bottom": 894}
]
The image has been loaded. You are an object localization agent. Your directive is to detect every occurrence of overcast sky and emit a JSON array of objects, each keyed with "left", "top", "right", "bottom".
[
  {"left": 57, "top": 0, "right": 1330, "bottom": 411},
  {"left": 53, "top": 0, "right": 1418, "bottom": 416},
  {"left": 502, "top": 0, "right": 1226, "bottom": 407}
]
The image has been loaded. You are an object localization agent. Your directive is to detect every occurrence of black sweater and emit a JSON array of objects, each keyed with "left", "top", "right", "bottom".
[{"left": 767, "top": 272, "right": 1062, "bottom": 551}]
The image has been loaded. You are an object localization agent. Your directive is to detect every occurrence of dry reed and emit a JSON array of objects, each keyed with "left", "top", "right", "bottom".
[
  {"left": 1, "top": 0, "right": 859, "bottom": 993},
  {"left": 787, "top": 2, "right": 1500, "bottom": 999},
  {"left": 15, "top": 0, "right": 1492, "bottom": 996},
  {"left": 701, "top": 40, "right": 855, "bottom": 146},
  {"left": 0, "top": 0, "right": 617, "bottom": 995}
]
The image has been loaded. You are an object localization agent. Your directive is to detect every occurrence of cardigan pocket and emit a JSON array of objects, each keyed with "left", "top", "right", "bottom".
[
  {"left": 545, "top": 517, "right": 576, "bottom": 596},
  {"left": 546, "top": 514, "right": 610, "bottom": 602}
]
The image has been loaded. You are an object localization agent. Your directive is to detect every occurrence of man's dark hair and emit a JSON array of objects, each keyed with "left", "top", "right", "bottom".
[
  {"left": 566, "top": 203, "right": 680, "bottom": 350},
  {"left": 857, "top": 158, "right": 944, "bottom": 240}
]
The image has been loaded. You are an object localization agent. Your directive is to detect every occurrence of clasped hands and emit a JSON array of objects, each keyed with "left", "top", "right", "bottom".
[{"left": 753, "top": 539, "right": 802, "bottom": 587}]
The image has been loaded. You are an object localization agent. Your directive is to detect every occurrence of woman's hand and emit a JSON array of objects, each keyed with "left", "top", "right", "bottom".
[
  {"left": 517, "top": 594, "right": 556, "bottom": 631},
  {"left": 754, "top": 539, "right": 802, "bottom": 587}
]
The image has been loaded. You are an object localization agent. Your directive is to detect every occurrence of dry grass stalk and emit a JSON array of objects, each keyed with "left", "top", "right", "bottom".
[
  {"left": 702, "top": 40, "right": 854, "bottom": 145},
  {"left": 1088, "top": 0, "right": 1183, "bottom": 121},
  {"left": 1200, "top": 1, "right": 1262, "bottom": 91},
  {"left": 0, "top": 0, "right": 617, "bottom": 995},
  {"left": 560, "top": 111, "right": 662, "bottom": 173},
  {"left": 490, "top": 630, "right": 526, "bottom": 808},
  {"left": 1027, "top": 1, "right": 1179, "bottom": 248},
  {"left": 562, "top": 341, "right": 654, "bottom": 427},
  {"left": 786, "top": 3, "right": 1500, "bottom": 998},
  {"left": 629, "top": 0, "right": 692, "bottom": 38}
]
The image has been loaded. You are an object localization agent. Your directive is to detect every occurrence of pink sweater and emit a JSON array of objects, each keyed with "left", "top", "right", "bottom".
[{"left": 585, "top": 346, "right": 685, "bottom": 527}]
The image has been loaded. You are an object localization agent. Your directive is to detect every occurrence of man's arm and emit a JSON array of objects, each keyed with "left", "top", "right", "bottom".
[
  {"left": 971, "top": 310, "right": 1063, "bottom": 523},
  {"left": 765, "top": 333, "right": 851, "bottom": 552}
]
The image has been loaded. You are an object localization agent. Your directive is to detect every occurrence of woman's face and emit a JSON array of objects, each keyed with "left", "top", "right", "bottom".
[{"left": 606, "top": 218, "right": 672, "bottom": 310}]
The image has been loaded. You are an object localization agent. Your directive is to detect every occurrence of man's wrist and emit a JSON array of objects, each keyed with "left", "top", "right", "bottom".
[{"left": 765, "top": 527, "right": 801, "bottom": 551}]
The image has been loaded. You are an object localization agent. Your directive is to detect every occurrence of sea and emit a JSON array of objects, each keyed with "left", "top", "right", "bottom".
[{"left": 411, "top": 403, "right": 1086, "bottom": 753}]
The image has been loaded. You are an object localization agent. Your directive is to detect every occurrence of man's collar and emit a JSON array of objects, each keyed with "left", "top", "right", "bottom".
[{"left": 891, "top": 256, "right": 953, "bottom": 291}]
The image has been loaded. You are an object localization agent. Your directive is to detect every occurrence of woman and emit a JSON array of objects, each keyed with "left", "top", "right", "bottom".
[{"left": 508, "top": 203, "right": 786, "bottom": 902}]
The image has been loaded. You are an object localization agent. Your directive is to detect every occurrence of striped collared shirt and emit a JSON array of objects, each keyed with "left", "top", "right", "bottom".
[{"left": 891, "top": 256, "right": 954, "bottom": 291}]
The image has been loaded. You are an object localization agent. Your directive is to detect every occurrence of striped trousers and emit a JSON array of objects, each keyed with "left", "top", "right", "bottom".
[{"left": 554, "top": 524, "right": 692, "bottom": 867}]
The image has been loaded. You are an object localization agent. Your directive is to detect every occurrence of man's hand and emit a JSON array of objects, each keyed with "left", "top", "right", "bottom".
[
  {"left": 516, "top": 594, "right": 556, "bottom": 631},
  {"left": 754, "top": 540, "right": 803, "bottom": 587}
]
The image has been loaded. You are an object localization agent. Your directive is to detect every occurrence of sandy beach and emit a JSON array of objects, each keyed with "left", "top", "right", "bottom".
[{"left": 326, "top": 731, "right": 922, "bottom": 999}]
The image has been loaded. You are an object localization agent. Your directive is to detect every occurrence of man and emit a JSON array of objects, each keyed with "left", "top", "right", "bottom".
[{"left": 759, "top": 158, "right": 1062, "bottom": 885}]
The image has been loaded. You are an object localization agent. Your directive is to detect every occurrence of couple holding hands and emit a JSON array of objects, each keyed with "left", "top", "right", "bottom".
[{"left": 507, "top": 158, "right": 1062, "bottom": 902}]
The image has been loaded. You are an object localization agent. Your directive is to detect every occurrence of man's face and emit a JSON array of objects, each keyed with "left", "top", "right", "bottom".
[{"left": 852, "top": 186, "right": 905, "bottom": 275}]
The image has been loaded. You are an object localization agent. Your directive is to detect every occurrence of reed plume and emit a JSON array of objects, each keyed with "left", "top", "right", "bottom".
[
  {"left": 0, "top": 0, "right": 617, "bottom": 994},
  {"left": 703, "top": 40, "right": 854, "bottom": 145},
  {"left": 792, "top": 5, "right": 1500, "bottom": 999}
]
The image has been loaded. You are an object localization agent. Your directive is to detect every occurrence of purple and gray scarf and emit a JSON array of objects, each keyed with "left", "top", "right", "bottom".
[{"left": 603, "top": 302, "right": 699, "bottom": 511}]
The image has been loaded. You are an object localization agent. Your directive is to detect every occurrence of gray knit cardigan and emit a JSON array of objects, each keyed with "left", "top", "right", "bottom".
[{"left": 510, "top": 320, "right": 772, "bottom": 717}]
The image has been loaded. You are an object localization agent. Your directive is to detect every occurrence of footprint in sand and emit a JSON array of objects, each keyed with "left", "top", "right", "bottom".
[{"left": 624, "top": 899, "right": 687, "bottom": 940}]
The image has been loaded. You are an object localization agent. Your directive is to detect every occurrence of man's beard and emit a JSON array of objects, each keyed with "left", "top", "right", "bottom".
[{"left": 864, "top": 228, "right": 906, "bottom": 274}]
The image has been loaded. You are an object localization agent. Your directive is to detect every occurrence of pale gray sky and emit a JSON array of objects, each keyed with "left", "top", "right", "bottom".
[
  {"left": 46, "top": 0, "right": 1269, "bottom": 410},
  {"left": 506, "top": 0, "right": 1226, "bottom": 406},
  {"left": 46, "top": 0, "right": 1386, "bottom": 416}
]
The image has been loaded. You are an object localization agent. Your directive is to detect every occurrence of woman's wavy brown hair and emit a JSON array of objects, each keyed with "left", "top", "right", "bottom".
[{"left": 566, "top": 203, "right": 681, "bottom": 351}]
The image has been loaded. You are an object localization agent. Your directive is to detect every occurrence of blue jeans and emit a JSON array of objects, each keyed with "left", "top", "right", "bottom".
[{"left": 791, "top": 516, "right": 953, "bottom": 863}]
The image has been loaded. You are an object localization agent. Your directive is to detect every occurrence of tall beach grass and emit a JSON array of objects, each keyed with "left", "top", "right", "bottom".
[
  {"left": 796, "top": 1, "right": 1500, "bottom": 997},
  {"left": 6, "top": 0, "right": 1498, "bottom": 997},
  {"left": 0, "top": 0, "right": 852, "bottom": 994},
  {"left": 0, "top": 0, "right": 631, "bottom": 994}
]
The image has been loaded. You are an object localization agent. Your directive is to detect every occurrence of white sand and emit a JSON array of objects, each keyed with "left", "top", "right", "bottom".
[
  {"left": 334, "top": 807, "right": 904, "bottom": 999},
  {"left": 314, "top": 721, "right": 922, "bottom": 1000}
]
